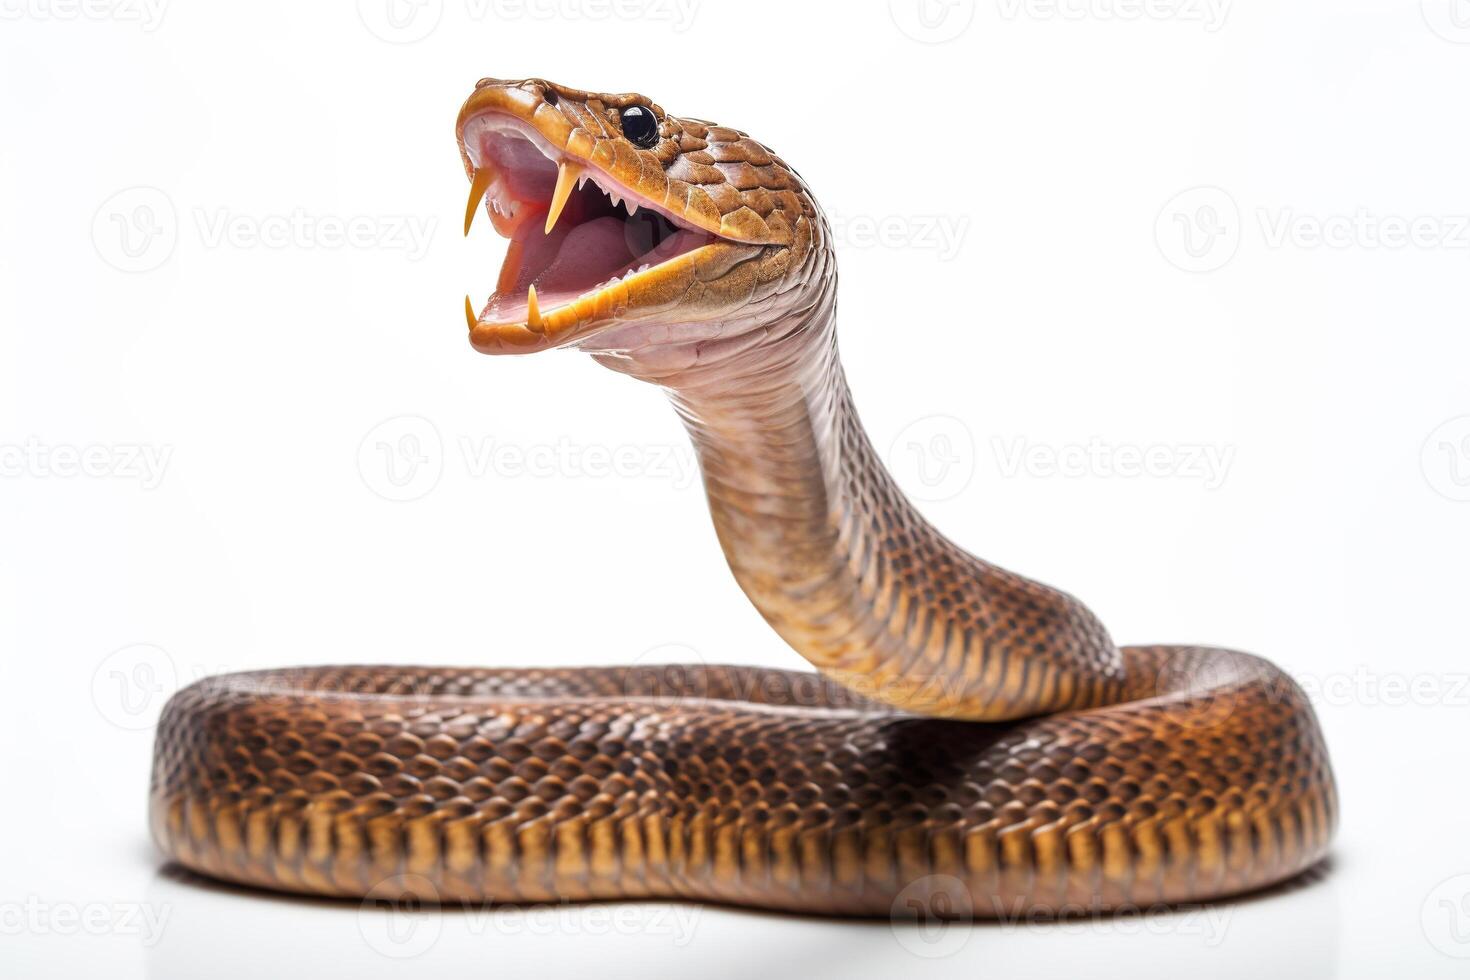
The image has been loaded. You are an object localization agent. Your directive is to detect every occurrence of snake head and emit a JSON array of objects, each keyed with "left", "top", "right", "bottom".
[{"left": 457, "top": 77, "right": 829, "bottom": 365}]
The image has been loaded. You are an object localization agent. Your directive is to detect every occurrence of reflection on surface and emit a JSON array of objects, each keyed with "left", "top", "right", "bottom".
[{"left": 144, "top": 862, "right": 1343, "bottom": 980}]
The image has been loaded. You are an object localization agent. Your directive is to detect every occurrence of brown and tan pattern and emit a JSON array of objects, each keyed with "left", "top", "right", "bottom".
[{"left": 149, "top": 77, "right": 1337, "bottom": 918}]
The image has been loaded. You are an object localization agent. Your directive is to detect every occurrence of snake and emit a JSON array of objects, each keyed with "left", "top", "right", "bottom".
[{"left": 149, "top": 77, "right": 1337, "bottom": 919}]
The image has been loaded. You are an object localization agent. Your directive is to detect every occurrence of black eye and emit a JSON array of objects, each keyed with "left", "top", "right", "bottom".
[{"left": 619, "top": 105, "right": 659, "bottom": 149}]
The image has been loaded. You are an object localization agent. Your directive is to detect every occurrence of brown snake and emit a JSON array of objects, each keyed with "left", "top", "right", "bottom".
[{"left": 149, "top": 77, "right": 1337, "bottom": 918}]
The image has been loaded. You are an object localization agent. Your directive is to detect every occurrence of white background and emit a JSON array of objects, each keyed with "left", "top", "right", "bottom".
[{"left": 2, "top": 0, "right": 1468, "bottom": 976}]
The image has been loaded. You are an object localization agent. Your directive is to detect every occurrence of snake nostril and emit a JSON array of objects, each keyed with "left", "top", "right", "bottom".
[{"left": 543, "top": 88, "right": 559, "bottom": 106}]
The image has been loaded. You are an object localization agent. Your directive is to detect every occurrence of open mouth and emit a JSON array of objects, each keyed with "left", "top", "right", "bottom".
[{"left": 460, "top": 113, "right": 720, "bottom": 344}]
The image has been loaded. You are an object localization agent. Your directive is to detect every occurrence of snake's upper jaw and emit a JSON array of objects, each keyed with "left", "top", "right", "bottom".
[{"left": 458, "top": 105, "right": 761, "bottom": 356}]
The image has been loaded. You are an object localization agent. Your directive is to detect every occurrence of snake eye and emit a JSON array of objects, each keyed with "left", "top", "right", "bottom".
[{"left": 619, "top": 105, "right": 660, "bottom": 149}]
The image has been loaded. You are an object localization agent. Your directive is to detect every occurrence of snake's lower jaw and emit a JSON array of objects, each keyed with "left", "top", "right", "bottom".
[{"left": 464, "top": 242, "right": 753, "bottom": 356}]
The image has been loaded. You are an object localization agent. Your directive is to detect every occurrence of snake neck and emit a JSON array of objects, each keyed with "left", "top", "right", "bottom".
[{"left": 633, "top": 287, "right": 1125, "bottom": 720}]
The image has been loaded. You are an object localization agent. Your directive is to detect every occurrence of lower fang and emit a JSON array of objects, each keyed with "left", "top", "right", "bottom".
[{"left": 526, "top": 285, "right": 543, "bottom": 333}]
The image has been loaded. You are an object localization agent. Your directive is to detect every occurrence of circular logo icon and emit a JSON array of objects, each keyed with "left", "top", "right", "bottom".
[
  {"left": 92, "top": 187, "right": 178, "bottom": 273},
  {"left": 1155, "top": 186, "right": 1240, "bottom": 273},
  {"left": 888, "top": 415, "right": 976, "bottom": 502},
  {"left": 1422, "top": 0, "right": 1470, "bottom": 43},
  {"left": 358, "top": 873, "right": 443, "bottom": 958},
  {"left": 1152, "top": 650, "right": 1247, "bottom": 731},
  {"left": 358, "top": 416, "right": 443, "bottom": 502},
  {"left": 357, "top": 0, "right": 443, "bottom": 43},
  {"left": 91, "top": 644, "right": 178, "bottom": 731},
  {"left": 889, "top": 0, "right": 976, "bottom": 43},
  {"left": 1422, "top": 873, "right": 1470, "bottom": 958},
  {"left": 623, "top": 642, "right": 710, "bottom": 703},
  {"left": 890, "top": 874, "right": 974, "bottom": 958},
  {"left": 1422, "top": 416, "right": 1470, "bottom": 502}
]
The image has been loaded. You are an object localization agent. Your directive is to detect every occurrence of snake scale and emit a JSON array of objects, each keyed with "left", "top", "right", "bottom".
[{"left": 149, "top": 77, "right": 1337, "bottom": 919}]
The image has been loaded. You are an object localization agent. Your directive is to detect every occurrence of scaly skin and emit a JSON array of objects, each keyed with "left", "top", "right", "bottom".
[{"left": 149, "top": 77, "right": 1337, "bottom": 917}]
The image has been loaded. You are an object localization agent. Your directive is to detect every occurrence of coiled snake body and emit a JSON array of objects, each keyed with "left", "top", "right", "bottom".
[{"left": 150, "top": 78, "right": 1337, "bottom": 918}]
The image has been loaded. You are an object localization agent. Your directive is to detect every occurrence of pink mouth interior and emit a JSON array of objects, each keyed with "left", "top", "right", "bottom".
[{"left": 471, "top": 125, "right": 715, "bottom": 322}]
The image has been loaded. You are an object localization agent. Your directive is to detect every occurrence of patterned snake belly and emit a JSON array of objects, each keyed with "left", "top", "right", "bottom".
[{"left": 149, "top": 77, "right": 1337, "bottom": 918}]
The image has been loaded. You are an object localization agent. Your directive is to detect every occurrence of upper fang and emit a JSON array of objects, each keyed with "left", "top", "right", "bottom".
[
  {"left": 464, "top": 166, "right": 494, "bottom": 236},
  {"left": 545, "top": 160, "right": 584, "bottom": 235}
]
